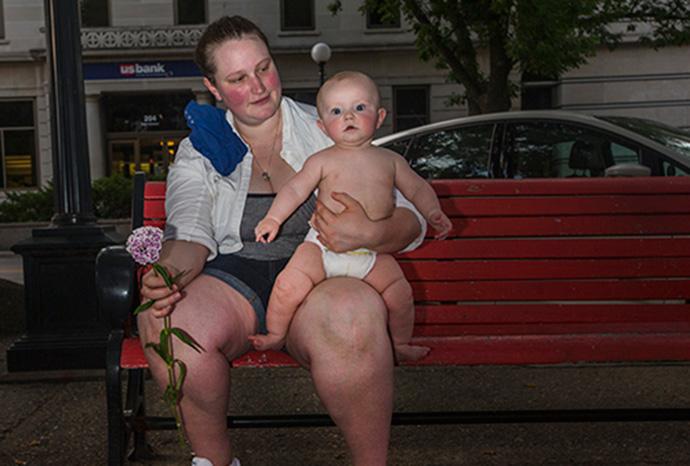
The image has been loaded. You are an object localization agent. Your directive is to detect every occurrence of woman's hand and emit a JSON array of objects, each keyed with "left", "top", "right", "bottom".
[
  {"left": 311, "top": 192, "right": 374, "bottom": 253},
  {"left": 139, "top": 262, "right": 184, "bottom": 318}
]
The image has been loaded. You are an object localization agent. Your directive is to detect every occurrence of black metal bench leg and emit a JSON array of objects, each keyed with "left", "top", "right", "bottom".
[
  {"left": 126, "top": 367, "right": 155, "bottom": 461},
  {"left": 106, "top": 331, "right": 126, "bottom": 466}
]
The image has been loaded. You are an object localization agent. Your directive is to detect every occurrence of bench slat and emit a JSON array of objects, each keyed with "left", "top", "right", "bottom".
[
  {"left": 401, "top": 237, "right": 690, "bottom": 259},
  {"left": 413, "top": 322, "right": 690, "bottom": 337},
  {"left": 410, "top": 333, "right": 690, "bottom": 366},
  {"left": 412, "top": 279, "right": 690, "bottom": 302},
  {"left": 431, "top": 177, "right": 690, "bottom": 196},
  {"left": 123, "top": 331, "right": 690, "bottom": 369},
  {"left": 414, "top": 304, "right": 690, "bottom": 325},
  {"left": 441, "top": 194, "right": 690, "bottom": 217},
  {"left": 401, "top": 257, "right": 690, "bottom": 280},
  {"left": 450, "top": 214, "right": 690, "bottom": 237}
]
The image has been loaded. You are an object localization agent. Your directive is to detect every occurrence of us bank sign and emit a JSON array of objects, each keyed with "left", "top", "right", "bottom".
[{"left": 83, "top": 60, "right": 201, "bottom": 80}]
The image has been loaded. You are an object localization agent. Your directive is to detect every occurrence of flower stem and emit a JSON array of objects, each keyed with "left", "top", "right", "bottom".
[{"left": 163, "top": 314, "right": 185, "bottom": 446}]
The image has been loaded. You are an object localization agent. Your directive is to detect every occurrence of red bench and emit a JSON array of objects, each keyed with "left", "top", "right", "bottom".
[{"left": 97, "top": 172, "right": 690, "bottom": 465}]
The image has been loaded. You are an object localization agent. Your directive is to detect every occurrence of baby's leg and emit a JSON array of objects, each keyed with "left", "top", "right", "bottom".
[
  {"left": 364, "top": 255, "right": 430, "bottom": 362},
  {"left": 249, "top": 242, "right": 325, "bottom": 351}
]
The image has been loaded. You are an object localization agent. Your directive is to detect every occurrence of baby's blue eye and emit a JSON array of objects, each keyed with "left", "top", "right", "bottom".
[
  {"left": 331, "top": 108, "right": 342, "bottom": 115},
  {"left": 356, "top": 104, "right": 366, "bottom": 111}
]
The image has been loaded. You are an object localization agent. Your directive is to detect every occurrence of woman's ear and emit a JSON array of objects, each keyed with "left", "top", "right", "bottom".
[
  {"left": 203, "top": 77, "right": 223, "bottom": 102},
  {"left": 376, "top": 108, "right": 387, "bottom": 129}
]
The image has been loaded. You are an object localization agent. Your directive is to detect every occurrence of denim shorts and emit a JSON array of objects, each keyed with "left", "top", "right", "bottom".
[{"left": 202, "top": 254, "right": 290, "bottom": 334}]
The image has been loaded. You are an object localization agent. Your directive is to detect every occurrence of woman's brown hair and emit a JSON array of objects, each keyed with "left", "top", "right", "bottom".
[{"left": 194, "top": 15, "right": 270, "bottom": 82}]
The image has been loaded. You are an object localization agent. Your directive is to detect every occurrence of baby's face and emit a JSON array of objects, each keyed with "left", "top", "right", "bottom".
[{"left": 317, "top": 77, "right": 385, "bottom": 147}]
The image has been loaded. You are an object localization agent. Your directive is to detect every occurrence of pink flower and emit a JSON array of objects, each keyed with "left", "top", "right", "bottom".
[{"left": 126, "top": 226, "right": 164, "bottom": 266}]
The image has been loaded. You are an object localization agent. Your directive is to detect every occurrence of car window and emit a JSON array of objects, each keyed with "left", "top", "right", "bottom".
[
  {"left": 660, "top": 159, "right": 690, "bottom": 176},
  {"left": 382, "top": 137, "right": 413, "bottom": 158},
  {"left": 398, "top": 124, "right": 494, "bottom": 179},
  {"left": 504, "top": 121, "right": 641, "bottom": 178}
]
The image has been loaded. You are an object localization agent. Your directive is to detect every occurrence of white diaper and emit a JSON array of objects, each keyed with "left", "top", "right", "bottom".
[{"left": 305, "top": 228, "right": 377, "bottom": 279}]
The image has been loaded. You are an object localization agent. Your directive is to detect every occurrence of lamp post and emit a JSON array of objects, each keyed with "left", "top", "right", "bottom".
[
  {"left": 310, "top": 42, "right": 332, "bottom": 86},
  {"left": 7, "top": 0, "right": 119, "bottom": 371}
]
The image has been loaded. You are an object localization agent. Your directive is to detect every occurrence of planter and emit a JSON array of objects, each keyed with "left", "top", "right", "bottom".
[{"left": 0, "top": 219, "right": 131, "bottom": 250}]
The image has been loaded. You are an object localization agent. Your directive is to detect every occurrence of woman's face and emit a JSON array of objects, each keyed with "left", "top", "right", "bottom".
[{"left": 204, "top": 36, "right": 282, "bottom": 127}]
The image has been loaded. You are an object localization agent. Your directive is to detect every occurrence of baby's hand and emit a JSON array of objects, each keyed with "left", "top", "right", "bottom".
[
  {"left": 255, "top": 217, "right": 280, "bottom": 243},
  {"left": 429, "top": 210, "right": 452, "bottom": 240}
]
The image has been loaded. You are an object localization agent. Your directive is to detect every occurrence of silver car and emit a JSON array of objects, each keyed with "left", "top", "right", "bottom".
[{"left": 373, "top": 110, "right": 690, "bottom": 179}]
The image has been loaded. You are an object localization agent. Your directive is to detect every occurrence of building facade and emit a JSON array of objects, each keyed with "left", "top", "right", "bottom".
[{"left": 0, "top": 0, "right": 689, "bottom": 192}]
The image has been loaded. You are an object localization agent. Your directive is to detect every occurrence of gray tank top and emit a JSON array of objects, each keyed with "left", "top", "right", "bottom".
[{"left": 236, "top": 193, "right": 315, "bottom": 260}]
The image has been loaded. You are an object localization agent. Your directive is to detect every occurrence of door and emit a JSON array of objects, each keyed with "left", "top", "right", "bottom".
[{"left": 108, "top": 139, "right": 140, "bottom": 177}]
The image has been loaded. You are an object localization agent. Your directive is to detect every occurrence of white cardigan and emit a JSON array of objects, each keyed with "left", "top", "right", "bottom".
[{"left": 164, "top": 97, "right": 426, "bottom": 260}]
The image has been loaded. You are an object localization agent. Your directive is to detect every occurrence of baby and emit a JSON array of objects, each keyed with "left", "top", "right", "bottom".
[{"left": 250, "top": 71, "right": 452, "bottom": 361}]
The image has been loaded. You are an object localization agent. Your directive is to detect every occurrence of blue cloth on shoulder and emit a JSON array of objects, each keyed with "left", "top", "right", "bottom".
[{"left": 184, "top": 100, "right": 248, "bottom": 176}]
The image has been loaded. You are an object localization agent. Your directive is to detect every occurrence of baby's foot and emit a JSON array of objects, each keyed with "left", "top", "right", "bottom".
[
  {"left": 248, "top": 333, "right": 286, "bottom": 351},
  {"left": 394, "top": 343, "right": 430, "bottom": 362}
]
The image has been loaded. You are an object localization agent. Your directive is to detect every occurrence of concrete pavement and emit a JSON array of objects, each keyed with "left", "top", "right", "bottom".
[{"left": 0, "top": 250, "right": 23, "bottom": 285}]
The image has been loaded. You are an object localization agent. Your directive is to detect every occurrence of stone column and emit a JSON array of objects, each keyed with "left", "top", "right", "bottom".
[{"left": 85, "top": 93, "right": 106, "bottom": 180}]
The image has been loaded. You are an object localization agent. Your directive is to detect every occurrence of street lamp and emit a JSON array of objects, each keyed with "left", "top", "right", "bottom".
[{"left": 310, "top": 42, "right": 332, "bottom": 86}]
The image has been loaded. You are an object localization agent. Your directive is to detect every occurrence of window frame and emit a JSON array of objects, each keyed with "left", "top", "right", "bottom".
[
  {"left": 79, "top": 0, "right": 110, "bottom": 28},
  {"left": 500, "top": 119, "right": 650, "bottom": 179},
  {"left": 0, "top": 0, "right": 5, "bottom": 40},
  {"left": 174, "top": 0, "right": 207, "bottom": 26},
  {"left": 280, "top": 0, "right": 315, "bottom": 31},
  {"left": 365, "top": 4, "right": 401, "bottom": 30},
  {"left": 392, "top": 85, "right": 429, "bottom": 132},
  {"left": 0, "top": 99, "right": 38, "bottom": 189}
]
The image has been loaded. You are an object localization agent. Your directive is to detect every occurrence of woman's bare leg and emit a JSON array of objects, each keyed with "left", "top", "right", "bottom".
[
  {"left": 137, "top": 274, "right": 257, "bottom": 466},
  {"left": 286, "top": 278, "right": 394, "bottom": 466}
]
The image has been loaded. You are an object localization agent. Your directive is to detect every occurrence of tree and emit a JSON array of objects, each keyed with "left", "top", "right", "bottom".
[{"left": 329, "top": 0, "right": 690, "bottom": 114}]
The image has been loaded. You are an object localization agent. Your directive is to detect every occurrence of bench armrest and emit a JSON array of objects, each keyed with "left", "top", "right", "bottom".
[{"left": 96, "top": 245, "right": 138, "bottom": 331}]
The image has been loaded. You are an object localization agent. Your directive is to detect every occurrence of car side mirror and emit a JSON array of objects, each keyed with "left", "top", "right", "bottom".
[{"left": 604, "top": 163, "right": 651, "bottom": 177}]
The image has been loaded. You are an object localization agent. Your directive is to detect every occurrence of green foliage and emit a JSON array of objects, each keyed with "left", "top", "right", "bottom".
[
  {"left": 0, "top": 174, "right": 133, "bottom": 222},
  {"left": 331, "top": 0, "right": 690, "bottom": 114},
  {"left": 0, "top": 183, "right": 54, "bottom": 222},
  {"left": 92, "top": 173, "right": 133, "bottom": 219}
]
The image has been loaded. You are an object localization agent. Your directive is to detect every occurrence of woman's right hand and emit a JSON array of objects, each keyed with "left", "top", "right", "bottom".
[{"left": 140, "top": 263, "right": 183, "bottom": 318}]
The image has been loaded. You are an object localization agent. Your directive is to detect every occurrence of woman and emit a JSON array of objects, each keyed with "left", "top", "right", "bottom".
[{"left": 138, "top": 15, "right": 425, "bottom": 466}]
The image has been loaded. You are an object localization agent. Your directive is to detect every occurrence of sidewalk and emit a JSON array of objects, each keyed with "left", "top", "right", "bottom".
[
  {"left": 0, "top": 250, "right": 23, "bottom": 285},
  {"left": 2, "top": 262, "right": 690, "bottom": 464}
]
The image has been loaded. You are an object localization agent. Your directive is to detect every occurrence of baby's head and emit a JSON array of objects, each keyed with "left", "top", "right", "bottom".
[{"left": 316, "top": 71, "right": 387, "bottom": 146}]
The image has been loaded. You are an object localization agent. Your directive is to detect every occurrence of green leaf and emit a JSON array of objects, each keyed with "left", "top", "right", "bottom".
[
  {"left": 145, "top": 342, "right": 167, "bottom": 362},
  {"left": 133, "top": 299, "right": 155, "bottom": 315},
  {"left": 159, "top": 328, "right": 172, "bottom": 364},
  {"left": 152, "top": 263, "right": 173, "bottom": 289},
  {"left": 174, "top": 359, "right": 187, "bottom": 392},
  {"left": 170, "top": 327, "right": 204, "bottom": 353}
]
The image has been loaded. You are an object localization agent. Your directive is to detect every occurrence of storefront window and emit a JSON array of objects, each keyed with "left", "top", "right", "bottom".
[
  {"left": 103, "top": 92, "right": 192, "bottom": 133},
  {"left": 0, "top": 101, "right": 37, "bottom": 189},
  {"left": 104, "top": 92, "right": 192, "bottom": 179},
  {"left": 109, "top": 137, "right": 180, "bottom": 180}
]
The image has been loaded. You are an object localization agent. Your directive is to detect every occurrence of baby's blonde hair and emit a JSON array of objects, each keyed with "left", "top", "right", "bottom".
[{"left": 316, "top": 71, "right": 381, "bottom": 117}]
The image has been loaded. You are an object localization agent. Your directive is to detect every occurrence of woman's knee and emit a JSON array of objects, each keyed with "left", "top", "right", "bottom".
[{"left": 310, "top": 279, "right": 387, "bottom": 346}]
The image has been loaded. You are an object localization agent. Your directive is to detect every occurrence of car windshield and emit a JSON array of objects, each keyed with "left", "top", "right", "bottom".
[{"left": 597, "top": 116, "right": 690, "bottom": 158}]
